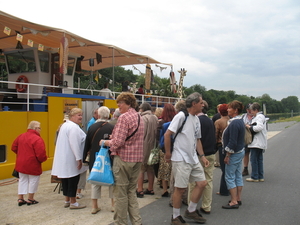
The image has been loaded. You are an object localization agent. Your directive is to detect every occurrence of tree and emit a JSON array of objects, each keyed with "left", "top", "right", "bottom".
[{"left": 281, "top": 96, "right": 300, "bottom": 112}]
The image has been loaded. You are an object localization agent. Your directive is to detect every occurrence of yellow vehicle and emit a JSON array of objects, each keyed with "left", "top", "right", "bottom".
[{"left": 0, "top": 11, "right": 177, "bottom": 180}]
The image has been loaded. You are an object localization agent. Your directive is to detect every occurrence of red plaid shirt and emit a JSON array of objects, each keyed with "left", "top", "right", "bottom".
[{"left": 110, "top": 108, "right": 144, "bottom": 162}]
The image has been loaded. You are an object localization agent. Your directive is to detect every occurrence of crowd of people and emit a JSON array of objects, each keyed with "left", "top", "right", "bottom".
[{"left": 11, "top": 90, "right": 268, "bottom": 225}]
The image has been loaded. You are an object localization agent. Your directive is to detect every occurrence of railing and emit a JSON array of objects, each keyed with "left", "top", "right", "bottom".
[{"left": 0, "top": 80, "right": 181, "bottom": 111}]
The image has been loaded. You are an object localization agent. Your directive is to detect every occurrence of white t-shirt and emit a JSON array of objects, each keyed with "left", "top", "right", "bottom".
[
  {"left": 99, "top": 88, "right": 114, "bottom": 99},
  {"left": 168, "top": 111, "right": 201, "bottom": 164}
]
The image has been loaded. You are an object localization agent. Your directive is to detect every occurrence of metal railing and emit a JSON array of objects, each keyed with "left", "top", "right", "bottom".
[{"left": 0, "top": 80, "right": 181, "bottom": 111}]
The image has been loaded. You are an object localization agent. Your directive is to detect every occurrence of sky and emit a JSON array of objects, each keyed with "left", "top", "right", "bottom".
[{"left": 2, "top": 0, "right": 300, "bottom": 101}]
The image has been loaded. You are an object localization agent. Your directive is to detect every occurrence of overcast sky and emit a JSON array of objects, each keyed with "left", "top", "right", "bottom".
[{"left": 2, "top": 0, "right": 299, "bottom": 101}]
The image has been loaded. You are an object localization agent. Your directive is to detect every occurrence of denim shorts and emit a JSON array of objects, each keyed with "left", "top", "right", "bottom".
[{"left": 225, "top": 150, "right": 245, "bottom": 189}]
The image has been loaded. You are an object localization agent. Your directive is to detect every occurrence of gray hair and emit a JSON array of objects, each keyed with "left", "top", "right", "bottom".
[
  {"left": 139, "top": 102, "right": 152, "bottom": 112},
  {"left": 174, "top": 100, "right": 186, "bottom": 112},
  {"left": 185, "top": 92, "right": 202, "bottom": 108},
  {"left": 113, "top": 108, "right": 121, "bottom": 119},
  {"left": 27, "top": 121, "right": 40, "bottom": 129},
  {"left": 250, "top": 102, "right": 261, "bottom": 111},
  {"left": 98, "top": 106, "right": 110, "bottom": 119}
]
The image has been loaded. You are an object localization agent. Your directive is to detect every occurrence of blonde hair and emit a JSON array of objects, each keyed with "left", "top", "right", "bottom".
[
  {"left": 68, "top": 108, "right": 82, "bottom": 118},
  {"left": 27, "top": 121, "right": 40, "bottom": 129},
  {"left": 154, "top": 107, "right": 163, "bottom": 118}
]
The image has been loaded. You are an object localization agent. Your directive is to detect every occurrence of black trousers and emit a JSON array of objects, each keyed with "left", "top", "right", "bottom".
[
  {"left": 61, "top": 174, "right": 80, "bottom": 197},
  {"left": 219, "top": 146, "right": 229, "bottom": 196}
]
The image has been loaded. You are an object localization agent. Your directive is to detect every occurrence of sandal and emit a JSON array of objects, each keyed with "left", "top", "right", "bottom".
[
  {"left": 136, "top": 190, "right": 144, "bottom": 198},
  {"left": 18, "top": 199, "right": 27, "bottom": 206},
  {"left": 162, "top": 191, "right": 169, "bottom": 197},
  {"left": 144, "top": 189, "right": 154, "bottom": 195},
  {"left": 27, "top": 199, "right": 39, "bottom": 205}
]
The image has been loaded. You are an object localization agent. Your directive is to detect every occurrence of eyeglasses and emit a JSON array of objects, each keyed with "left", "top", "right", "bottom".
[{"left": 36, "top": 127, "right": 41, "bottom": 130}]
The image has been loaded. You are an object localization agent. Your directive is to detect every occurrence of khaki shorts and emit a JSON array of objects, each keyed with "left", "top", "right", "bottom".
[{"left": 172, "top": 161, "right": 206, "bottom": 188}]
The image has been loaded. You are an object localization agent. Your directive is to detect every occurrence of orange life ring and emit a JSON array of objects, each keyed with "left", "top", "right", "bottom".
[{"left": 15, "top": 75, "right": 28, "bottom": 92}]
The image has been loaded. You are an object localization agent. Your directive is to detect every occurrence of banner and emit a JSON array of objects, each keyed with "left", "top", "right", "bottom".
[{"left": 59, "top": 36, "right": 69, "bottom": 75}]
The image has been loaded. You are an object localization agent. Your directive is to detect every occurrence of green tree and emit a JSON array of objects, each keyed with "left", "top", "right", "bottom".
[{"left": 281, "top": 96, "right": 300, "bottom": 112}]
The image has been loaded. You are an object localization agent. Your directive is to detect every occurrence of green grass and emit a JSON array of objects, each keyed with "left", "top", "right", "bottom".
[{"left": 270, "top": 115, "right": 300, "bottom": 123}]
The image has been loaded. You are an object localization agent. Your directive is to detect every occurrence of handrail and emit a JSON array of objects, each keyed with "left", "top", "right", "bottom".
[{"left": 0, "top": 80, "right": 181, "bottom": 111}]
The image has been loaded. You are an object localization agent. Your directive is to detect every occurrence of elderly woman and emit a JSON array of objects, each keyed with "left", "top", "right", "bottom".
[
  {"left": 83, "top": 106, "right": 114, "bottom": 214},
  {"left": 136, "top": 102, "right": 158, "bottom": 197},
  {"left": 246, "top": 102, "right": 267, "bottom": 182},
  {"left": 100, "top": 92, "right": 144, "bottom": 225},
  {"left": 52, "top": 108, "right": 87, "bottom": 209},
  {"left": 222, "top": 100, "right": 245, "bottom": 209},
  {"left": 12, "top": 121, "right": 47, "bottom": 206}
]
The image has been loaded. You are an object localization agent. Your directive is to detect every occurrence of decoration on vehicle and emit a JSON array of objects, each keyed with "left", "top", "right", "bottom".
[
  {"left": 38, "top": 44, "right": 44, "bottom": 51},
  {"left": 59, "top": 36, "right": 68, "bottom": 75},
  {"left": 177, "top": 68, "right": 187, "bottom": 99},
  {"left": 145, "top": 64, "right": 151, "bottom": 90},
  {"left": 3, "top": 26, "right": 11, "bottom": 35},
  {"left": 27, "top": 39, "right": 33, "bottom": 47},
  {"left": 170, "top": 71, "right": 177, "bottom": 93},
  {"left": 16, "top": 33, "right": 23, "bottom": 42},
  {"left": 15, "top": 75, "right": 28, "bottom": 92}
]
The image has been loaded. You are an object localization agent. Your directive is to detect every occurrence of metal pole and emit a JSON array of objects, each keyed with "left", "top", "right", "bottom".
[{"left": 112, "top": 47, "right": 115, "bottom": 92}]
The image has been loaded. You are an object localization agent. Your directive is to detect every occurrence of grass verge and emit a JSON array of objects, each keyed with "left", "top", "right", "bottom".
[{"left": 270, "top": 115, "right": 300, "bottom": 123}]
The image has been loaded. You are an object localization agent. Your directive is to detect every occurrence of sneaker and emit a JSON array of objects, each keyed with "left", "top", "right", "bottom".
[
  {"left": 64, "top": 202, "right": 70, "bottom": 208},
  {"left": 91, "top": 208, "right": 101, "bottom": 214},
  {"left": 171, "top": 215, "right": 189, "bottom": 225},
  {"left": 259, "top": 179, "right": 265, "bottom": 182},
  {"left": 76, "top": 193, "right": 83, "bottom": 199},
  {"left": 69, "top": 203, "right": 86, "bottom": 209},
  {"left": 246, "top": 178, "right": 259, "bottom": 182},
  {"left": 184, "top": 209, "right": 206, "bottom": 224},
  {"left": 111, "top": 206, "right": 115, "bottom": 212},
  {"left": 242, "top": 168, "right": 249, "bottom": 176}
]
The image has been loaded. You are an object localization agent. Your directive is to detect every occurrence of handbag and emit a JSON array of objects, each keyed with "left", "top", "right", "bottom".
[
  {"left": 87, "top": 143, "right": 114, "bottom": 186},
  {"left": 84, "top": 122, "right": 108, "bottom": 163},
  {"left": 51, "top": 175, "right": 62, "bottom": 183},
  {"left": 12, "top": 169, "right": 19, "bottom": 178},
  {"left": 244, "top": 126, "right": 253, "bottom": 145},
  {"left": 147, "top": 145, "right": 160, "bottom": 165}
]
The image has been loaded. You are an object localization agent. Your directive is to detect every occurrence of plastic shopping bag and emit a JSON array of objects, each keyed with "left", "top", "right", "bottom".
[
  {"left": 87, "top": 143, "right": 114, "bottom": 186},
  {"left": 147, "top": 146, "right": 160, "bottom": 165}
]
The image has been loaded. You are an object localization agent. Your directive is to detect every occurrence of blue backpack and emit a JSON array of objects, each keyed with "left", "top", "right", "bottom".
[{"left": 159, "top": 114, "right": 188, "bottom": 153}]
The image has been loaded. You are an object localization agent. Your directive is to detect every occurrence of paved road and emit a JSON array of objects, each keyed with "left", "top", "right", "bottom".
[
  {"left": 125, "top": 122, "right": 300, "bottom": 225},
  {"left": 1, "top": 122, "right": 298, "bottom": 225}
]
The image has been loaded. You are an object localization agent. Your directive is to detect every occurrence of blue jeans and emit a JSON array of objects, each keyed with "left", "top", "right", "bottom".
[
  {"left": 250, "top": 148, "right": 264, "bottom": 180},
  {"left": 225, "top": 150, "right": 244, "bottom": 190}
]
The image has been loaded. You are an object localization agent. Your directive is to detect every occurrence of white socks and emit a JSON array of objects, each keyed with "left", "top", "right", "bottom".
[
  {"left": 173, "top": 207, "right": 180, "bottom": 219},
  {"left": 187, "top": 201, "right": 197, "bottom": 213}
]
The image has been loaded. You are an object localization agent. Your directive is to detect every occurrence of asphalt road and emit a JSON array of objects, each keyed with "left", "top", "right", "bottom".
[
  {"left": 1, "top": 122, "right": 298, "bottom": 225},
  {"left": 127, "top": 122, "right": 300, "bottom": 225}
]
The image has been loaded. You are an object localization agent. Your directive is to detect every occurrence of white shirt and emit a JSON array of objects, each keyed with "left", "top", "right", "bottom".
[
  {"left": 51, "top": 120, "right": 87, "bottom": 178},
  {"left": 99, "top": 88, "right": 114, "bottom": 99},
  {"left": 168, "top": 111, "right": 201, "bottom": 164}
]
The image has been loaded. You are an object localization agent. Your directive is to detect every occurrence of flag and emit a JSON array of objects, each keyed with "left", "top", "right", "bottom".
[{"left": 95, "top": 72, "right": 99, "bottom": 83}]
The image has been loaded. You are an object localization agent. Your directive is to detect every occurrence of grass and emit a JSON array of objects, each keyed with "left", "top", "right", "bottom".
[{"left": 270, "top": 115, "right": 300, "bottom": 123}]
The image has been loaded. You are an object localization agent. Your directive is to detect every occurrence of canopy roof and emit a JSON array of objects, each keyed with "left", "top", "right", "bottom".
[{"left": 0, "top": 11, "right": 168, "bottom": 71}]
